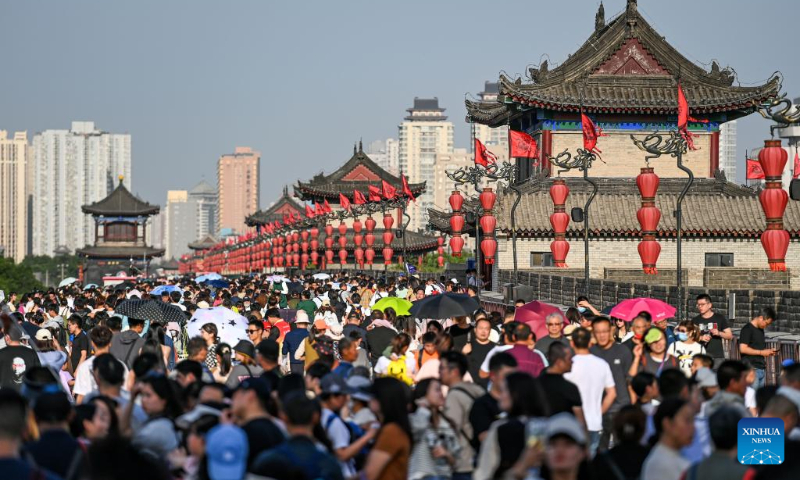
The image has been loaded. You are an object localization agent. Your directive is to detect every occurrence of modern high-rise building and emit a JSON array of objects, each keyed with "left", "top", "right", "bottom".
[
  {"left": 189, "top": 180, "right": 218, "bottom": 241},
  {"left": 366, "top": 138, "right": 399, "bottom": 176},
  {"left": 30, "top": 122, "right": 131, "bottom": 256},
  {"left": 719, "top": 120, "right": 737, "bottom": 180},
  {"left": 164, "top": 190, "right": 190, "bottom": 260},
  {"left": 0, "top": 131, "right": 28, "bottom": 262},
  {"left": 398, "top": 98, "right": 454, "bottom": 231},
  {"left": 217, "top": 147, "right": 260, "bottom": 235},
  {"left": 473, "top": 82, "right": 509, "bottom": 151}
]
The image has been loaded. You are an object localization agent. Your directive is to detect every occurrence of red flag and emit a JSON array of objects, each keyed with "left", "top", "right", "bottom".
[
  {"left": 509, "top": 130, "right": 538, "bottom": 158},
  {"left": 282, "top": 214, "right": 289, "bottom": 225},
  {"left": 314, "top": 202, "right": 325, "bottom": 216},
  {"left": 353, "top": 189, "right": 367, "bottom": 205},
  {"left": 474, "top": 138, "right": 497, "bottom": 167},
  {"left": 677, "top": 83, "right": 707, "bottom": 150},
  {"left": 339, "top": 193, "right": 351, "bottom": 212},
  {"left": 401, "top": 174, "right": 415, "bottom": 202},
  {"left": 368, "top": 185, "right": 382, "bottom": 202},
  {"left": 323, "top": 199, "right": 332, "bottom": 214},
  {"left": 794, "top": 151, "right": 800, "bottom": 179},
  {"left": 581, "top": 112, "right": 606, "bottom": 155},
  {"left": 746, "top": 159, "right": 765, "bottom": 180},
  {"left": 381, "top": 180, "right": 397, "bottom": 200}
]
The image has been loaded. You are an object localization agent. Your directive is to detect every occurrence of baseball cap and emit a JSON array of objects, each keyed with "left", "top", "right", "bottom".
[
  {"left": 695, "top": 367, "right": 717, "bottom": 388},
  {"left": 346, "top": 375, "right": 372, "bottom": 402},
  {"left": 233, "top": 340, "right": 256, "bottom": 361},
  {"left": 255, "top": 339, "right": 279, "bottom": 363},
  {"left": 321, "top": 298, "right": 331, "bottom": 307},
  {"left": 320, "top": 373, "right": 352, "bottom": 395},
  {"left": 206, "top": 424, "right": 248, "bottom": 480},
  {"left": 644, "top": 329, "right": 664, "bottom": 345},
  {"left": 35, "top": 329, "right": 53, "bottom": 341},
  {"left": 236, "top": 376, "right": 272, "bottom": 401},
  {"left": 295, "top": 310, "right": 310, "bottom": 325},
  {"left": 546, "top": 412, "right": 587, "bottom": 445},
  {"left": 313, "top": 318, "right": 328, "bottom": 330}
]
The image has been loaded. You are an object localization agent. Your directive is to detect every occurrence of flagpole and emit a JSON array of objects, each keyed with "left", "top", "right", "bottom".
[{"left": 507, "top": 121, "right": 521, "bottom": 286}]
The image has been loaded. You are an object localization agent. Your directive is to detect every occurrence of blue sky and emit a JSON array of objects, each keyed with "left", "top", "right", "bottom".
[{"left": 2, "top": 0, "right": 798, "bottom": 205}]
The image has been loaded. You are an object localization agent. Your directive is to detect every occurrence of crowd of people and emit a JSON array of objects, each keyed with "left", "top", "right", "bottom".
[{"left": 0, "top": 271, "right": 799, "bottom": 480}]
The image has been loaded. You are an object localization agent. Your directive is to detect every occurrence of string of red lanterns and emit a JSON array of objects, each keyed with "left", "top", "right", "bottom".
[
  {"left": 758, "top": 140, "right": 790, "bottom": 272},
  {"left": 479, "top": 187, "right": 497, "bottom": 264},
  {"left": 382, "top": 213, "right": 394, "bottom": 265},
  {"left": 549, "top": 179, "right": 570, "bottom": 268},
  {"left": 636, "top": 167, "right": 661, "bottom": 274},
  {"left": 437, "top": 236, "right": 445, "bottom": 268},
  {"left": 365, "top": 217, "right": 376, "bottom": 265},
  {"left": 449, "top": 190, "right": 465, "bottom": 257}
]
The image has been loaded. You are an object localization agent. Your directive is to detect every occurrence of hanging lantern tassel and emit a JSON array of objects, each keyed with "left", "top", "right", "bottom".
[
  {"left": 758, "top": 140, "right": 790, "bottom": 271},
  {"left": 636, "top": 167, "right": 661, "bottom": 275},
  {"left": 549, "top": 179, "right": 570, "bottom": 267}
]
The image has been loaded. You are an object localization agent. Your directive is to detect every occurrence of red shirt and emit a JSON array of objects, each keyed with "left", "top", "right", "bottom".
[
  {"left": 508, "top": 344, "right": 545, "bottom": 377},
  {"left": 271, "top": 320, "right": 291, "bottom": 343}
]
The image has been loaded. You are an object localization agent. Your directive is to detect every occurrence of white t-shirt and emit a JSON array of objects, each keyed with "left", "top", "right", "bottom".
[
  {"left": 322, "top": 408, "right": 356, "bottom": 478},
  {"left": 564, "top": 353, "right": 615, "bottom": 431},
  {"left": 667, "top": 341, "right": 705, "bottom": 377},
  {"left": 73, "top": 354, "right": 129, "bottom": 399},
  {"left": 641, "top": 442, "right": 690, "bottom": 480}
]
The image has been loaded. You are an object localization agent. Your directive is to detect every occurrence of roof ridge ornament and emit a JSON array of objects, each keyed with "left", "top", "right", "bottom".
[
  {"left": 626, "top": 0, "right": 638, "bottom": 31},
  {"left": 595, "top": 2, "right": 605, "bottom": 33}
]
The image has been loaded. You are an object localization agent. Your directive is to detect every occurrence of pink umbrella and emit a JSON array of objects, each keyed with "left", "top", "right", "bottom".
[
  {"left": 515, "top": 301, "right": 567, "bottom": 341},
  {"left": 609, "top": 298, "right": 676, "bottom": 322}
]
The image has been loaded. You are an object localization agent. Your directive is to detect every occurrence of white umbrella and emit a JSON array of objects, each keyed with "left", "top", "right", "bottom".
[
  {"left": 313, "top": 273, "right": 331, "bottom": 280},
  {"left": 187, "top": 307, "right": 249, "bottom": 346},
  {"left": 58, "top": 277, "right": 78, "bottom": 288},
  {"left": 266, "top": 274, "right": 287, "bottom": 282}
]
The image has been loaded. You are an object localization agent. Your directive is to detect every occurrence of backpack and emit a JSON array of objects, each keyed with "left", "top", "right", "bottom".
[
  {"left": 386, "top": 356, "right": 412, "bottom": 385},
  {"left": 324, "top": 412, "right": 369, "bottom": 470}
]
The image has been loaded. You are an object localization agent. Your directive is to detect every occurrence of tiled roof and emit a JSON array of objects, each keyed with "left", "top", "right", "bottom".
[
  {"left": 295, "top": 146, "right": 425, "bottom": 200},
  {"left": 491, "top": 176, "right": 800, "bottom": 238},
  {"left": 76, "top": 245, "right": 165, "bottom": 259},
  {"left": 466, "top": 3, "right": 780, "bottom": 126},
  {"left": 82, "top": 178, "right": 160, "bottom": 216},
  {"left": 188, "top": 235, "right": 218, "bottom": 250},
  {"left": 246, "top": 186, "right": 304, "bottom": 226}
]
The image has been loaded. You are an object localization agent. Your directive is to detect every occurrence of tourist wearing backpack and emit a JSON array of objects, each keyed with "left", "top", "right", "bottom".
[
  {"left": 319, "top": 374, "right": 378, "bottom": 477},
  {"left": 374, "top": 334, "right": 416, "bottom": 386},
  {"left": 440, "top": 351, "right": 485, "bottom": 480}
]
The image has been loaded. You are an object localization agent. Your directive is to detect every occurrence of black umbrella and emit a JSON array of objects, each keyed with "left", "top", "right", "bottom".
[
  {"left": 409, "top": 293, "right": 480, "bottom": 319},
  {"left": 115, "top": 299, "right": 187, "bottom": 324}
]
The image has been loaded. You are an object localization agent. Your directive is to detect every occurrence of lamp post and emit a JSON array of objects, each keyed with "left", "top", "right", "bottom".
[
  {"left": 630, "top": 131, "right": 691, "bottom": 319},
  {"left": 445, "top": 161, "right": 520, "bottom": 288},
  {"left": 547, "top": 147, "right": 598, "bottom": 293}
]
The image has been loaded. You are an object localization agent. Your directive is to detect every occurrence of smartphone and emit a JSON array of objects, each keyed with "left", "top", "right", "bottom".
[{"left": 526, "top": 418, "right": 548, "bottom": 449}]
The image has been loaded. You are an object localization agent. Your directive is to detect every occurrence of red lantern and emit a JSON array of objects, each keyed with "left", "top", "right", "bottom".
[
  {"left": 301, "top": 241, "right": 309, "bottom": 252},
  {"left": 325, "top": 249, "right": 334, "bottom": 263},
  {"left": 365, "top": 218, "right": 376, "bottom": 232},
  {"left": 324, "top": 237, "right": 333, "bottom": 249},
  {"left": 310, "top": 227, "right": 319, "bottom": 239},
  {"left": 325, "top": 224, "right": 334, "bottom": 237},
  {"left": 354, "top": 233, "right": 363, "bottom": 246},
  {"left": 449, "top": 190, "right": 464, "bottom": 212},
  {"left": 310, "top": 239, "right": 319, "bottom": 251},
  {"left": 301, "top": 252, "right": 309, "bottom": 268},
  {"left": 292, "top": 252, "right": 300, "bottom": 266},
  {"left": 636, "top": 207, "right": 661, "bottom": 233},
  {"left": 479, "top": 215, "right": 496, "bottom": 234},
  {"left": 365, "top": 233, "right": 375, "bottom": 247},
  {"left": 292, "top": 232, "right": 299, "bottom": 243},
  {"left": 479, "top": 187, "right": 496, "bottom": 211},
  {"left": 301, "top": 230, "right": 309, "bottom": 241},
  {"left": 550, "top": 179, "right": 570, "bottom": 267},
  {"left": 338, "top": 236, "right": 347, "bottom": 248},
  {"left": 365, "top": 248, "right": 375, "bottom": 265},
  {"left": 353, "top": 219, "right": 362, "bottom": 233},
  {"left": 762, "top": 229, "right": 790, "bottom": 272},
  {"left": 437, "top": 246, "right": 444, "bottom": 255},
  {"left": 338, "top": 223, "right": 347, "bottom": 236},
  {"left": 310, "top": 251, "right": 319, "bottom": 265},
  {"left": 637, "top": 168, "right": 659, "bottom": 200},
  {"left": 450, "top": 214, "right": 465, "bottom": 234},
  {"left": 450, "top": 235, "right": 465, "bottom": 257},
  {"left": 480, "top": 238, "right": 497, "bottom": 264},
  {"left": 382, "top": 247, "right": 393, "bottom": 264},
  {"left": 638, "top": 241, "right": 661, "bottom": 275},
  {"left": 383, "top": 214, "right": 394, "bottom": 230},
  {"left": 339, "top": 249, "right": 347, "bottom": 264},
  {"left": 757, "top": 140, "right": 789, "bottom": 271},
  {"left": 437, "top": 237, "right": 444, "bottom": 247},
  {"left": 354, "top": 247, "right": 364, "bottom": 264},
  {"left": 437, "top": 256, "right": 445, "bottom": 268},
  {"left": 382, "top": 231, "right": 394, "bottom": 245}
]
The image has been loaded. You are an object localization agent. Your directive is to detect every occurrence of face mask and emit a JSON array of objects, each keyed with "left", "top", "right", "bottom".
[
  {"left": 634, "top": 332, "right": 644, "bottom": 340},
  {"left": 577, "top": 307, "right": 587, "bottom": 314},
  {"left": 677, "top": 332, "right": 689, "bottom": 342}
]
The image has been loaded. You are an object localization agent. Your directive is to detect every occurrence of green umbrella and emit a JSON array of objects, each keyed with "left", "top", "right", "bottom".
[{"left": 371, "top": 297, "right": 413, "bottom": 316}]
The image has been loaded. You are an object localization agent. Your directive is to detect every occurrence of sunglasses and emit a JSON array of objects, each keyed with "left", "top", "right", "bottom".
[
  {"left": 546, "top": 322, "right": 562, "bottom": 327},
  {"left": 247, "top": 329, "right": 260, "bottom": 334}
]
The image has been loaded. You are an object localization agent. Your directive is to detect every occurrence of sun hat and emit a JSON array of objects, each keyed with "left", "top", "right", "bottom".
[
  {"left": 233, "top": 340, "right": 256, "bottom": 361},
  {"left": 313, "top": 319, "right": 328, "bottom": 330},
  {"left": 294, "top": 310, "right": 310, "bottom": 325},
  {"left": 645, "top": 328, "right": 664, "bottom": 345}
]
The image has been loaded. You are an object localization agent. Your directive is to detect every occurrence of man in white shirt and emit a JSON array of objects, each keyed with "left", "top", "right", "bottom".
[
  {"left": 73, "top": 325, "right": 128, "bottom": 403},
  {"left": 564, "top": 327, "right": 616, "bottom": 458}
]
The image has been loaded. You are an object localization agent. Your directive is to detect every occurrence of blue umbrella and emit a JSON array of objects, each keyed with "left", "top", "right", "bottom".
[
  {"left": 83, "top": 283, "right": 99, "bottom": 290},
  {"left": 151, "top": 285, "right": 182, "bottom": 296},
  {"left": 196, "top": 273, "right": 223, "bottom": 283},
  {"left": 207, "top": 279, "right": 230, "bottom": 289}
]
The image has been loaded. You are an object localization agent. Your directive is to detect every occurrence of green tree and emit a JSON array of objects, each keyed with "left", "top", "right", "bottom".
[
  {"left": 0, "top": 258, "right": 44, "bottom": 294},
  {"left": 21, "top": 255, "right": 81, "bottom": 286}
]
